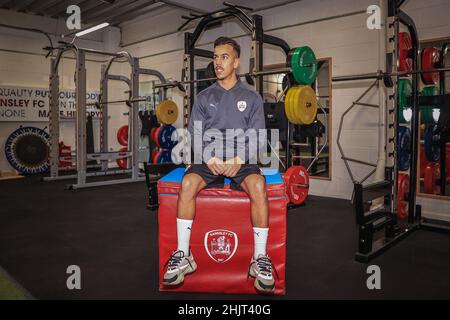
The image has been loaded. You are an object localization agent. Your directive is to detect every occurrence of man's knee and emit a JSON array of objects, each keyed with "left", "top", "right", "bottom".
[
  {"left": 179, "top": 174, "right": 204, "bottom": 199},
  {"left": 246, "top": 175, "right": 267, "bottom": 201}
]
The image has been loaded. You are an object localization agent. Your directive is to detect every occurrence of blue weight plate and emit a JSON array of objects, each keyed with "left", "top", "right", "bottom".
[
  {"left": 157, "top": 150, "right": 172, "bottom": 164},
  {"left": 424, "top": 124, "right": 440, "bottom": 162},
  {"left": 157, "top": 125, "right": 178, "bottom": 149},
  {"left": 397, "top": 126, "right": 411, "bottom": 171}
]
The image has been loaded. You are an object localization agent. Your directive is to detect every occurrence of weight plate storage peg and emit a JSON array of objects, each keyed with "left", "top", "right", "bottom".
[
  {"left": 156, "top": 100, "right": 178, "bottom": 125},
  {"left": 397, "top": 173, "right": 409, "bottom": 220},
  {"left": 117, "top": 125, "right": 128, "bottom": 146},
  {"left": 288, "top": 46, "right": 318, "bottom": 85},
  {"left": 397, "top": 126, "right": 411, "bottom": 171},
  {"left": 421, "top": 86, "right": 440, "bottom": 124},
  {"left": 398, "top": 78, "right": 412, "bottom": 123},
  {"left": 421, "top": 47, "right": 440, "bottom": 85},
  {"left": 424, "top": 124, "right": 440, "bottom": 162},
  {"left": 283, "top": 165, "right": 309, "bottom": 205},
  {"left": 398, "top": 32, "right": 413, "bottom": 72}
]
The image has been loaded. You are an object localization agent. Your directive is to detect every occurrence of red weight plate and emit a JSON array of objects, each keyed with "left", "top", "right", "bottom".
[
  {"left": 150, "top": 128, "right": 157, "bottom": 144},
  {"left": 58, "top": 141, "right": 72, "bottom": 168},
  {"left": 150, "top": 148, "right": 157, "bottom": 162},
  {"left": 283, "top": 166, "right": 309, "bottom": 205},
  {"left": 447, "top": 145, "right": 450, "bottom": 181},
  {"left": 397, "top": 173, "right": 409, "bottom": 220},
  {"left": 153, "top": 150, "right": 162, "bottom": 164},
  {"left": 433, "top": 163, "right": 441, "bottom": 194},
  {"left": 421, "top": 47, "right": 440, "bottom": 85},
  {"left": 116, "top": 146, "right": 128, "bottom": 169},
  {"left": 420, "top": 143, "right": 433, "bottom": 179},
  {"left": 117, "top": 125, "right": 129, "bottom": 147},
  {"left": 424, "top": 163, "right": 440, "bottom": 194},
  {"left": 154, "top": 126, "right": 162, "bottom": 148},
  {"left": 399, "top": 32, "right": 413, "bottom": 72}
]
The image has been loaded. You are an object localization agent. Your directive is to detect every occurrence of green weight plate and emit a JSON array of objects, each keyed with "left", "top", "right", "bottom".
[
  {"left": 421, "top": 86, "right": 440, "bottom": 124},
  {"left": 288, "top": 46, "right": 318, "bottom": 85},
  {"left": 421, "top": 86, "right": 439, "bottom": 96},
  {"left": 421, "top": 106, "right": 434, "bottom": 124},
  {"left": 398, "top": 78, "right": 412, "bottom": 123}
]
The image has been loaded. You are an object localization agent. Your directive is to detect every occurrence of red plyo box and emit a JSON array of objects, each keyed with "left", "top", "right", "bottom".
[{"left": 157, "top": 167, "right": 288, "bottom": 295}]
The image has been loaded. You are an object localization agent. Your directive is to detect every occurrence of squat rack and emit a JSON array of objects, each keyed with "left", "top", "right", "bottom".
[
  {"left": 180, "top": 2, "right": 292, "bottom": 168},
  {"left": 144, "top": 2, "right": 294, "bottom": 209},
  {"left": 334, "top": 0, "right": 450, "bottom": 262},
  {"left": 335, "top": 0, "right": 420, "bottom": 262},
  {"left": 44, "top": 42, "right": 167, "bottom": 189}
]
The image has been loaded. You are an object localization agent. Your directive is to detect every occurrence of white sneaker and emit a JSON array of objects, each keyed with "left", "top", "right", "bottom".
[
  {"left": 162, "top": 250, "right": 197, "bottom": 286},
  {"left": 248, "top": 254, "right": 276, "bottom": 293}
]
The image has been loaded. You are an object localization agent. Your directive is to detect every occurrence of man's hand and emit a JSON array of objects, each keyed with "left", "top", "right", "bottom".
[
  {"left": 222, "top": 156, "right": 244, "bottom": 177},
  {"left": 206, "top": 157, "right": 225, "bottom": 175}
]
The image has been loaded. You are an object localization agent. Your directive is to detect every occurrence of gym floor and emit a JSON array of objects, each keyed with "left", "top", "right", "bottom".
[{"left": 1, "top": 177, "right": 449, "bottom": 300}]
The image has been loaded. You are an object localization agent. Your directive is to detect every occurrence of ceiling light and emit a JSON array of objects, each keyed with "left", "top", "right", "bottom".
[{"left": 75, "top": 22, "right": 109, "bottom": 37}]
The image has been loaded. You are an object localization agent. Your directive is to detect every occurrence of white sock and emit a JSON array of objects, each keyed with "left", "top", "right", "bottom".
[
  {"left": 177, "top": 218, "right": 193, "bottom": 256},
  {"left": 253, "top": 227, "right": 269, "bottom": 259}
]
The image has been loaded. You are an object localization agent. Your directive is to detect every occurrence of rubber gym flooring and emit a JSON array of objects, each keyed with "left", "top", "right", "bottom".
[{"left": 0, "top": 176, "right": 449, "bottom": 300}]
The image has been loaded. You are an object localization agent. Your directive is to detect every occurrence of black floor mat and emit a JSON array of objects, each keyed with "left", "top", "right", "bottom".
[{"left": 0, "top": 176, "right": 449, "bottom": 299}]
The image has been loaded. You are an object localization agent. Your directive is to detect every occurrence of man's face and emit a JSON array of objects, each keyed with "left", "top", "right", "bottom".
[{"left": 213, "top": 44, "right": 240, "bottom": 80}]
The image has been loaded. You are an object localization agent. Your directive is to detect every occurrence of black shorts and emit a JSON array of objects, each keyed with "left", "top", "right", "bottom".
[{"left": 184, "top": 163, "right": 263, "bottom": 191}]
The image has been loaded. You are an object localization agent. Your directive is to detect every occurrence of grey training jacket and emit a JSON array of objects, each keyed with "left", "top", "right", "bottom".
[{"left": 187, "top": 79, "right": 266, "bottom": 164}]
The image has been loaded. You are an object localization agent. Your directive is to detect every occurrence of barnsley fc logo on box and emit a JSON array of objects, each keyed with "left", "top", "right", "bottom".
[{"left": 204, "top": 229, "right": 238, "bottom": 263}]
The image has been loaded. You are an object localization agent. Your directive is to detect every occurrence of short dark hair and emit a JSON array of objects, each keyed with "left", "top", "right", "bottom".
[{"left": 214, "top": 37, "right": 240, "bottom": 57}]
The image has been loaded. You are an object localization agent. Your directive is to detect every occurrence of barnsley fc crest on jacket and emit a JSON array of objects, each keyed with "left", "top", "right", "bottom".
[
  {"left": 204, "top": 229, "right": 238, "bottom": 263},
  {"left": 237, "top": 101, "right": 247, "bottom": 112}
]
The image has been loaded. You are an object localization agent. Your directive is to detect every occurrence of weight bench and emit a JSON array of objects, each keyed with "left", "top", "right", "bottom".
[{"left": 157, "top": 167, "right": 288, "bottom": 295}]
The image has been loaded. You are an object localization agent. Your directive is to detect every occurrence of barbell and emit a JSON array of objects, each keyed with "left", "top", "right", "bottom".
[
  {"left": 154, "top": 67, "right": 293, "bottom": 90},
  {"left": 333, "top": 33, "right": 449, "bottom": 83},
  {"left": 332, "top": 66, "right": 450, "bottom": 83},
  {"left": 154, "top": 46, "right": 317, "bottom": 90},
  {"left": 86, "top": 97, "right": 149, "bottom": 108}
]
